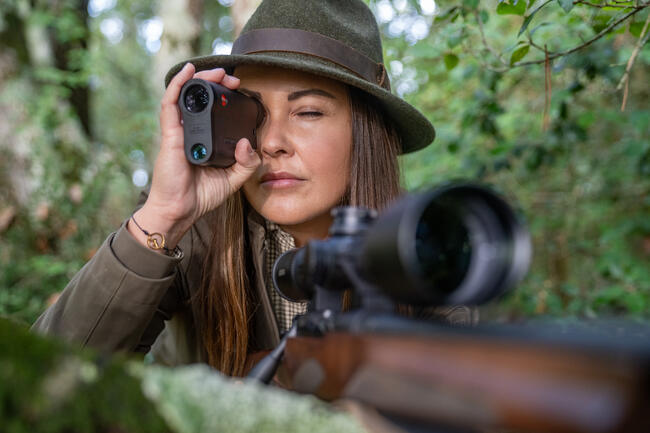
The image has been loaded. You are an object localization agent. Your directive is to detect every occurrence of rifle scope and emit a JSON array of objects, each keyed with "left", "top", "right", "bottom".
[{"left": 273, "top": 183, "right": 531, "bottom": 306}]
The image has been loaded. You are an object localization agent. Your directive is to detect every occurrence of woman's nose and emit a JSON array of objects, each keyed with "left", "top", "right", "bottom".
[{"left": 258, "top": 114, "right": 293, "bottom": 158}]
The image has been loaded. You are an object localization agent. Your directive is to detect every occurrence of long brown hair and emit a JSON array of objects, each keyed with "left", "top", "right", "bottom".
[{"left": 195, "top": 86, "right": 403, "bottom": 376}]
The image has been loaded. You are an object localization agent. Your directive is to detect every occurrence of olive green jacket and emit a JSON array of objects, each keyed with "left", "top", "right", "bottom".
[
  {"left": 32, "top": 191, "right": 282, "bottom": 366},
  {"left": 32, "top": 193, "right": 476, "bottom": 366}
]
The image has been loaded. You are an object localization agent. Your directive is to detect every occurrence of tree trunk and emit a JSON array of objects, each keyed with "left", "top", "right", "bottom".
[
  {"left": 49, "top": 0, "right": 91, "bottom": 136},
  {"left": 0, "top": 2, "right": 90, "bottom": 208},
  {"left": 0, "top": 10, "right": 24, "bottom": 209},
  {"left": 154, "top": 0, "right": 204, "bottom": 95},
  {"left": 232, "top": 0, "right": 262, "bottom": 38}
]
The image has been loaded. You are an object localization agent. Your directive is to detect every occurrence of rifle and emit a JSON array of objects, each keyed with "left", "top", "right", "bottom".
[{"left": 248, "top": 184, "right": 650, "bottom": 433}]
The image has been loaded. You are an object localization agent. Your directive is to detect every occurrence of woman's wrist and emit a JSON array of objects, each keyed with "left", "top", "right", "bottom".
[{"left": 127, "top": 204, "right": 192, "bottom": 253}]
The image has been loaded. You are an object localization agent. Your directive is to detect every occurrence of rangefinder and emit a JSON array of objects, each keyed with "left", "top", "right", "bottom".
[{"left": 178, "top": 78, "right": 264, "bottom": 167}]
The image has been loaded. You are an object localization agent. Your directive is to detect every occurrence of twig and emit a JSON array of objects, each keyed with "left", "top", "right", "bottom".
[
  {"left": 463, "top": 40, "right": 510, "bottom": 73},
  {"left": 543, "top": 45, "right": 552, "bottom": 131},
  {"left": 527, "top": 34, "right": 547, "bottom": 52},
  {"left": 512, "top": 4, "right": 648, "bottom": 67},
  {"left": 574, "top": 1, "right": 638, "bottom": 8},
  {"left": 617, "top": 11, "right": 650, "bottom": 110},
  {"left": 473, "top": 9, "right": 509, "bottom": 68}
]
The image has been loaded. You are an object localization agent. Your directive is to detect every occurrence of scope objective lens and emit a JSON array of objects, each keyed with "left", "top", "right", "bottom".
[{"left": 415, "top": 202, "right": 471, "bottom": 295}]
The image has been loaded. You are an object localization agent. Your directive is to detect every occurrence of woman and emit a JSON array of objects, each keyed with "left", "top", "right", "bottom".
[{"left": 33, "top": 0, "right": 470, "bottom": 376}]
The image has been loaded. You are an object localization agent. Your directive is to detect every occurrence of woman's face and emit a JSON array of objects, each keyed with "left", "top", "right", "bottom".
[{"left": 238, "top": 65, "right": 352, "bottom": 242}]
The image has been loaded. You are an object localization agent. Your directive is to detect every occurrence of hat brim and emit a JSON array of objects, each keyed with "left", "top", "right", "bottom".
[{"left": 165, "top": 52, "right": 435, "bottom": 154}]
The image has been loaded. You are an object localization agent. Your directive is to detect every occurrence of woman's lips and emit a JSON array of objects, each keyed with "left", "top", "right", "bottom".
[{"left": 260, "top": 171, "right": 305, "bottom": 188}]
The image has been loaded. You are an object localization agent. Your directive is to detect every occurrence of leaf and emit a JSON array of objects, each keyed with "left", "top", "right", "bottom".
[
  {"left": 408, "top": 41, "right": 439, "bottom": 59},
  {"left": 530, "top": 21, "right": 552, "bottom": 37},
  {"left": 437, "top": 6, "right": 460, "bottom": 22},
  {"left": 630, "top": 21, "right": 646, "bottom": 38},
  {"left": 496, "top": 0, "right": 527, "bottom": 16},
  {"left": 463, "top": 0, "right": 479, "bottom": 8},
  {"left": 591, "top": 12, "right": 615, "bottom": 33},
  {"left": 556, "top": 0, "right": 574, "bottom": 13},
  {"left": 447, "top": 30, "right": 464, "bottom": 48},
  {"left": 518, "top": 0, "right": 553, "bottom": 36},
  {"left": 444, "top": 53, "right": 459, "bottom": 70},
  {"left": 510, "top": 43, "right": 530, "bottom": 65}
]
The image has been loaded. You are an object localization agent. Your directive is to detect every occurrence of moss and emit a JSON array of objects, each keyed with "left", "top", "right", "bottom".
[
  {"left": 139, "top": 365, "right": 366, "bottom": 433},
  {"left": 1, "top": 319, "right": 366, "bottom": 433},
  {"left": 0, "top": 319, "right": 171, "bottom": 433}
]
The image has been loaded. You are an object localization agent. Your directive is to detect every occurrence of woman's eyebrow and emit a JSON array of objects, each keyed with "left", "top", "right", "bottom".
[{"left": 287, "top": 89, "right": 336, "bottom": 101}]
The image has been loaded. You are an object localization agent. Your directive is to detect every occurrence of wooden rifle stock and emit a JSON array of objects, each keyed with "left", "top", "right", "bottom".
[{"left": 279, "top": 329, "right": 649, "bottom": 433}]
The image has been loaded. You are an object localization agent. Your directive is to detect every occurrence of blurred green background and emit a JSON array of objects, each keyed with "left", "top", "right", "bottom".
[{"left": 1, "top": 0, "right": 649, "bottom": 326}]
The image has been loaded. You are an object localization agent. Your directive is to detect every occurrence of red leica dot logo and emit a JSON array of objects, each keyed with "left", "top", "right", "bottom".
[{"left": 221, "top": 94, "right": 228, "bottom": 106}]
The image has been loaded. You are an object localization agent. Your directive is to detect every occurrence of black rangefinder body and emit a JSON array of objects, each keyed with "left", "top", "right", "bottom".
[{"left": 178, "top": 78, "right": 263, "bottom": 167}]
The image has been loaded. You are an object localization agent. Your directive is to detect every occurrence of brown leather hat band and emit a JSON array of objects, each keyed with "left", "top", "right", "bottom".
[{"left": 232, "top": 28, "right": 390, "bottom": 90}]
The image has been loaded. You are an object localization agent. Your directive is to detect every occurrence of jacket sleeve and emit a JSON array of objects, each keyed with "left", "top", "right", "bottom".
[{"left": 31, "top": 217, "right": 188, "bottom": 354}]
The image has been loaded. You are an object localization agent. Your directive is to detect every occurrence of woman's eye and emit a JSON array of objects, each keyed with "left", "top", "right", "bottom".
[{"left": 298, "top": 111, "right": 323, "bottom": 118}]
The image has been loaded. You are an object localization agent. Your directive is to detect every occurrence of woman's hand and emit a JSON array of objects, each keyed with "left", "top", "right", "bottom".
[{"left": 129, "top": 63, "right": 261, "bottom": 250}]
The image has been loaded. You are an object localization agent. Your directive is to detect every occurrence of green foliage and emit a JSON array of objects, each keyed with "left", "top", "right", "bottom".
[
  {"left": 510, "top": 42, "right": 530, "bottom": 64},
  {"left": 443, "top": 53, "right": 460, "bottom": 70},
  {"left": 556, "top": 0, "right": 574, "bottom": 13},
  {"left": 518, "top": 0, "right": 553, "bottom": 36},
  {"left": 497, "top": 0, "right": 527, "bottom": 16},
  {"left": 376, "top": 0, "right": 650, "bottom": 319},
  {"left": 0, "top": 255, "right": 83, "bottom": 325}
]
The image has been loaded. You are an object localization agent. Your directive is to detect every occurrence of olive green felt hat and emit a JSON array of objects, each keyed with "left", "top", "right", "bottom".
[{"left": 165, "top": 0, "right": 435, "bottom": 153}]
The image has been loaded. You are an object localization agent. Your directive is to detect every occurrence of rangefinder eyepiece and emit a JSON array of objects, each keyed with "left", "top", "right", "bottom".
[{"left": 184, "top": 85, "right": 210, "bottom": 113}]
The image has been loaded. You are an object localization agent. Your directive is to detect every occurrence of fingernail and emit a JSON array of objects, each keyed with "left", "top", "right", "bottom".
[{"left": 183, "top": 63, "right": 192, "bottom": 71}]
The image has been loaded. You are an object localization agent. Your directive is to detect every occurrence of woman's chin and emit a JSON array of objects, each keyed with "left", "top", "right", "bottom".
[
  {"left": 261, "top": 212, "right": 315, "bottom": 227},
  {"left": 258, "top": 204, "right": 333, "bottom": 228}
]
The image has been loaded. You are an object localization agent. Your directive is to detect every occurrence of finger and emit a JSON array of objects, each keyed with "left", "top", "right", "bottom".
[
  {"left": 162, "top": 63, "right": 195, "bottom": 107},
  {"left": 193, "top": 68, "right": 239, "bottom": 89},
  {"left": 160, "top": 63, "right": 195, "bottom": 133},
  {"left": 221, "top": 74, "right": 240, "bottom": 89},
  {"left": 226, "top": 138, "right": 261, "bottom": 191},
  {"left": 194, "top": 68, "right": 226, "bottom": 82},
  {"left": 159, "top": 102, "right": 183, "bottom": 140}
]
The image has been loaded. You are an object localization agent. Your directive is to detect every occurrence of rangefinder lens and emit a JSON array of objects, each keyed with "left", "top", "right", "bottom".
[
  {"left": 191, "top": 143, "right": 207, "bottom": 161},
  {"left": 184, "top": 85, "right": 209, "bottom": 113}
]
